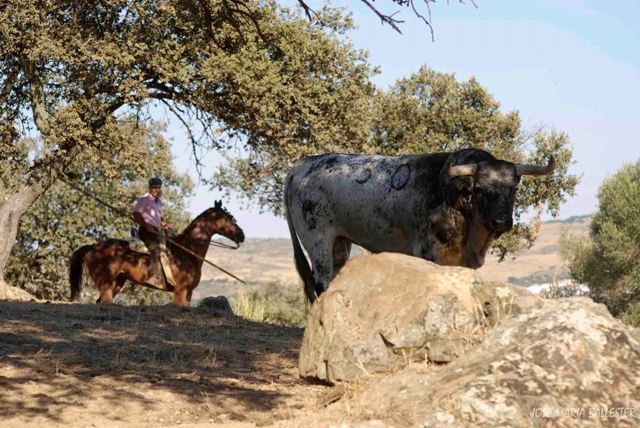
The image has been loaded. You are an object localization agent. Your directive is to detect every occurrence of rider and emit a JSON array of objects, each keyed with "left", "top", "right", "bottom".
[{"left": 132, "top": 177, "right": 170, "bottom": 288}]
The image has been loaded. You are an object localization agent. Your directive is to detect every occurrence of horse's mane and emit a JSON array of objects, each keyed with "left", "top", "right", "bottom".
[{"left": 176, "top": 206, "right": 236, "bottom": 240}]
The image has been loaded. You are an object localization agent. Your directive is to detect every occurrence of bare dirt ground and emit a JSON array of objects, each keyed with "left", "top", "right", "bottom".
[{"left": 0, "top": 301, "right": 329, "bottom": 427}]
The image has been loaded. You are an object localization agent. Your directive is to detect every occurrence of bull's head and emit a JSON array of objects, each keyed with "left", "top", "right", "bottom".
[{"left": 445, "top": 156, "right": 554, "bottom": 237}]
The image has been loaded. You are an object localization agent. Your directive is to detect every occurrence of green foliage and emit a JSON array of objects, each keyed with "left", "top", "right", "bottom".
[
  {"left": 5, "top": 122, "right": 194, "bottom": 302},
  {"left": 562, "top": 161, "right": 640, "bottom": 326},
  {"left": 0, "top": 0, "right": 374, "bottom": 191},
  {"left": 231, "top": 282, "right": 308, "bottom": 327}
]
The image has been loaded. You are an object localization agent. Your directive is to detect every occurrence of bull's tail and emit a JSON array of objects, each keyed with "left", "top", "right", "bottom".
[
  {"left": 69, "top": 244, "right": 94, "bottom": 301},
  {"left": 284, "top": 172, "right": 316, "bottom": 304}
]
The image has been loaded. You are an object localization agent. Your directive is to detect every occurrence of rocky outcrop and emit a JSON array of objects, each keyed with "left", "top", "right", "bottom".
[
  {"left": 354, "top": 297, "right": 640, "bottom": 427},
  {"left": 299, "top": 253, "right": 542, "bottom": 383},
  {"left": 298, "top": 253, "right": 640, "bottom": 426}
]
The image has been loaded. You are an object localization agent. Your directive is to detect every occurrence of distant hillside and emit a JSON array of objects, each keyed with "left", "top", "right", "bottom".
[
  {"left": 544, "top": 214, "right": 592, "bottom": 224},
  {"left": 194, "top": 216, "right": 591, "bottom": 301}
]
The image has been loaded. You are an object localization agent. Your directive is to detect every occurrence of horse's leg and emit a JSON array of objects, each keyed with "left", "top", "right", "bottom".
[
  {"left": 97, "top": 283, "right": 114, "bottom": 304},
  {"left": 332, "top": 237, "right": 352, "bottom": 279},
  {"left": 95, "top": 266, "right": 116, "bottom": 304},
  {"left": 186, "top": 289, "right": 193, "bottom": 303},
  {"left": 173, "top": 287, "right": 188, "bottom": 306},
  {"left": 112, "top": 275, "right": 127, "bottom": 299}
]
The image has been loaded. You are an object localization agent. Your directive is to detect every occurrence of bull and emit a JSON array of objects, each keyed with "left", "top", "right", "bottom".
[{"left": 284, "top": 148, "right": 554, "bottom": 303}]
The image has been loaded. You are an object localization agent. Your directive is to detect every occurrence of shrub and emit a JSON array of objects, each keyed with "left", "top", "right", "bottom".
[
  {"left": 562, "top": 161, "right": 640, "bottom": 326},
  {"left": 231, "top": 282, "right": 308, "bottom": 327}
]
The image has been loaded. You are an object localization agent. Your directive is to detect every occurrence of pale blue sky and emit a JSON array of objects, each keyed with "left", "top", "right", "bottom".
[{"left": 168, "top": 0, "right": 640, "bottom": 238}]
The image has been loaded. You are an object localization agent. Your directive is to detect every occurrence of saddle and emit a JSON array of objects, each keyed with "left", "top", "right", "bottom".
[{"left": 129, "top": 228, "right": 176, "bottom": 288}]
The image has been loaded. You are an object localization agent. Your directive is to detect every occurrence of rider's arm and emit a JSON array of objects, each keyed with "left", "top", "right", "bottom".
[{"left": 132, "top": 211, "right": 157, "bottom": 233}]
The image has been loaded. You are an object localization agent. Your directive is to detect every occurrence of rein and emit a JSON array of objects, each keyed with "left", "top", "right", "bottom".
[
  {"left": 209, "top": 240, "right": 240, "bottom": 249},
  {"left": 59, "top": 174, "right": 246, "bottom": 285}
]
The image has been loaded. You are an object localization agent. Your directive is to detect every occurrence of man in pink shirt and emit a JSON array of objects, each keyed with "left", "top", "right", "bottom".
[{"left": 133, "top": 177, "right": 168, "bottom": 288}]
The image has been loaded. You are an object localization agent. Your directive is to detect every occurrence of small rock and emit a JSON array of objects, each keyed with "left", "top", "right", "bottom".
[{"left": 197, "top": 296, "right": 234, "bottom": 318}]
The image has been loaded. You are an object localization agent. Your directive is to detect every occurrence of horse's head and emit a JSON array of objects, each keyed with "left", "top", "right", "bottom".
[{"left": 207, "top": 200, "right": 245, "bottom": 245}]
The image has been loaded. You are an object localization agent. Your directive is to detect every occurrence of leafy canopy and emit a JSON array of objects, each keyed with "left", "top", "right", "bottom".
[{"left": 0, "top": 0, "right": 374, "bottom": 181}]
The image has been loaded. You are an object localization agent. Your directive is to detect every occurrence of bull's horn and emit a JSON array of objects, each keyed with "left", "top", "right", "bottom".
[
  {"left": 448, "top": 164, "right": 477, "bottom": 176},
  {"left": 515, "top": 157, "right": 555, "bottom": 176}
]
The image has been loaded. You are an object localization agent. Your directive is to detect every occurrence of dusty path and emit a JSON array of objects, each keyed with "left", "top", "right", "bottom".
[{"left": 0, "top": 301, "right": 329, "bottom": 427}]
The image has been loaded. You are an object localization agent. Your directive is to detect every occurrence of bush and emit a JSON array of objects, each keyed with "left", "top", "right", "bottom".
[
  {"left": 562, "top": 161, "right": 640, "bottom": 326},
  {"left": 231, "top": 282, "right": 308, "bottom": 327}
]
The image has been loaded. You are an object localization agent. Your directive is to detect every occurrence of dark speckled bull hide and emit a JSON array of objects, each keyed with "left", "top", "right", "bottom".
[{"left": 284, "top": 148, "right": 555, "bottom": 303}]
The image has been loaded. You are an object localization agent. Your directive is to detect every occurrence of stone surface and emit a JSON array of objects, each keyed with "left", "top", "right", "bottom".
[
  {"left": 355, "top": 297, "right": 640, "bottom": 427},
  {"left": 197, "top": 295, "right": 234, "bottom": 317},
  {"left": 299, "top": 253, "right": 540, "bottom": 383}
]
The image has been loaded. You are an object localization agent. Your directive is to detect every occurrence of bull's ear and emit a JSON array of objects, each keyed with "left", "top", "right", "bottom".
[{"left": 515, "top": 157, "right": 555, "bottom": 176}]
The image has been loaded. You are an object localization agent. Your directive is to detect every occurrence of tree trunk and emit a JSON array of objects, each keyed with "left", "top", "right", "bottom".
[{"left": 0, "top": 187, "right": 37, "bottom": 299}]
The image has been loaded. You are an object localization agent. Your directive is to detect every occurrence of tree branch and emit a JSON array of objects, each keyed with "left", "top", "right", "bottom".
[
  {"left": 295, "top": 0, "right": 476, "bottom": 37},
  {"left": 159, "top": 99, "right": 206, "bottom": 179},
  {"left": 23, "top": 62, "right": 51, "bottom": 136},
  {"left": 413, "top": 0, "right": 435, "bottom": 41},
  {"left": 361, "top": 0, "right": 405, "bottom": 34}
]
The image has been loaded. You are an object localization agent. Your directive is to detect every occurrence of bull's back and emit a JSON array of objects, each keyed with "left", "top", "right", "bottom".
[{"left": 286, "top": 153, "right": 443, "bottom": 250}]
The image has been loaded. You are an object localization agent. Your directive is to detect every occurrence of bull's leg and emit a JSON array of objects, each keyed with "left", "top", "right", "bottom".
[
  {"left": 309, "top": 240, "right": 334, "bottom": 297},
  {"left": 332, "top": 237, "right": 352, "bottom": 279}
]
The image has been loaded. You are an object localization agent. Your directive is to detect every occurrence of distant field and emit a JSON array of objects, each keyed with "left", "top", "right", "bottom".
[
  {"left": 195, "top": 217, "right": 591, "bottom": 301},
  {"left": 478, "top": 216, "right": 590, "bottom": 285}
]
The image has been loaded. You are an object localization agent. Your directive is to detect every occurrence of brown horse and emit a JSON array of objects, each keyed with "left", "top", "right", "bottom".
[{"left": 69, "top": 201, "right": 245, "bottom": 305}]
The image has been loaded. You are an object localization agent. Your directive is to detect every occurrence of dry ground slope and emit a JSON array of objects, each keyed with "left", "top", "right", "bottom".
[{"left": 0, "top": 301, "right": 328, "bottom": 427}]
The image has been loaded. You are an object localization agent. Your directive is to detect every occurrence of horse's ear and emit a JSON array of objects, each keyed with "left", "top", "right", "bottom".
[{"left": 214, "top": 200, "right": 222, "bottom": 209}]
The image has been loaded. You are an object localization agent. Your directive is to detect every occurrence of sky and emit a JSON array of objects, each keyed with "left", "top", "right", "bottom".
[{"left": 167, "top": 0, "right": 640, "bottom": 239}]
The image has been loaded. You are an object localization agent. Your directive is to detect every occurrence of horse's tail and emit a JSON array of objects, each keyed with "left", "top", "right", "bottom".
[
  {"left": 69, "top": 244, "right": 94, "bottom": 301},
  {"left": 284, "top": 170, "right": 316, "bottom": 304}
]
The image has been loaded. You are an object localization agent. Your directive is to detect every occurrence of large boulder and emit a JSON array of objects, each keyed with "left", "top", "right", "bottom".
[
  {"left": 298, "top": 253, "right": 541, "bottom": 383},
  {"left": 354, "top": 297, "right": 640, "bottom": 427}
]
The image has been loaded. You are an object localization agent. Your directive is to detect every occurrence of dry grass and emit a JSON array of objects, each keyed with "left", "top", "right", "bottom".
[{"left": 231, "top": 291, "right": 267, "bottom": 323}]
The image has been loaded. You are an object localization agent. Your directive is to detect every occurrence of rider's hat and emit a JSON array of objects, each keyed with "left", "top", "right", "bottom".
[{"left": 148, "top": 177, "right": 163, "bottom": 188}]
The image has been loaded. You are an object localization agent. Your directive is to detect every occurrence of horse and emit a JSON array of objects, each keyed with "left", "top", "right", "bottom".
[{"left": 69, "top": 200, "right": 245, "bottom": 305}]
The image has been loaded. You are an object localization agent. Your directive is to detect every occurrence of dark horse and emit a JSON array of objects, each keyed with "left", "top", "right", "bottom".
[{"left": 69, "top": 201, "right": 245, "bottom": 305}]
